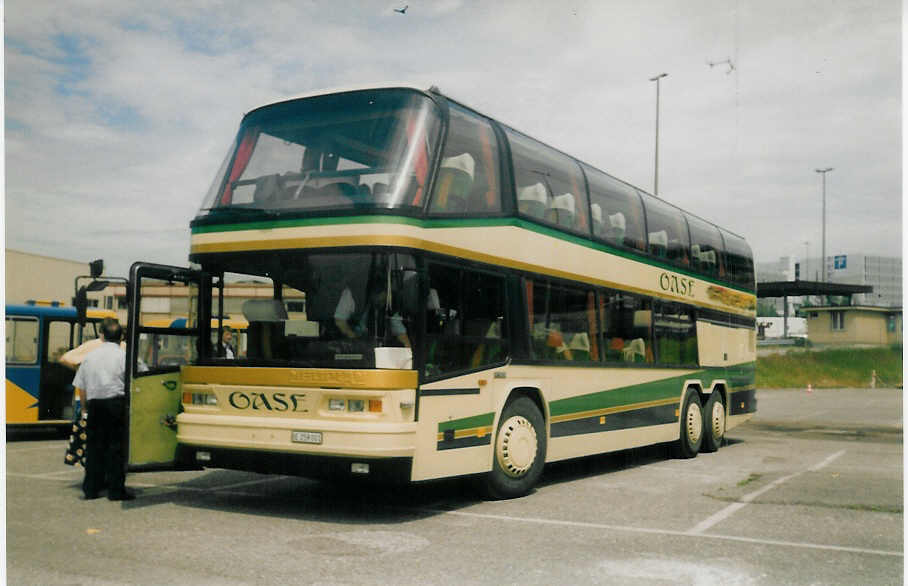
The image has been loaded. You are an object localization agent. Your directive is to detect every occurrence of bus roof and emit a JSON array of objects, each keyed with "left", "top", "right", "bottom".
[
  {"left": 250, "top": 82, "right": 433, "bottom": 112},
  {"left": 6, "top": 304, "right": 77, "bottom": 319},
  {"left": 248, "top": 84, "right": 746, "bottom": 242},
  {"left": 6, "top": 304, "right": 118, "bottom": 321}
]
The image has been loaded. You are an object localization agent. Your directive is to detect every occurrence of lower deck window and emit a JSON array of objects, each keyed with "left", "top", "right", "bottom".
[
  {"left": 600, "top": 292, "right": 653, "bottom": 364},
  {"left": 653, "top": 303, "right": 698, "bottom": 365}
]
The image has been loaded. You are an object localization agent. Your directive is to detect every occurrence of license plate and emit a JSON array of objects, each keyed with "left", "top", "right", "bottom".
[{"left": 292, "top": 431, "right": 323, "bottom": 444}]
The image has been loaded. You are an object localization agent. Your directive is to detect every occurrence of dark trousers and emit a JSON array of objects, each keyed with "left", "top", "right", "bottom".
[{"left": 83, "top": 397, "right": 127, "bottom": 498}]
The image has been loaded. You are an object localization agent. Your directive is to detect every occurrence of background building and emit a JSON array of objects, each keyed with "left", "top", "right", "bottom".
[
  {"left": 804, "top": 306, "right": 902, "bottom": 347},
  {"left": 757, "top": 253, "right": 902, "bottom": 316},
  {"left": 5, "top": 249, "right": 93, "bottom": 305},
  {"left": 823, "top": 254, "right": 901, "bottom": 307}
]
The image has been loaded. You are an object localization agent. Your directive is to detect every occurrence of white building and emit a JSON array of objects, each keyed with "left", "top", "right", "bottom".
[
  {"left": 757, "top": 253, "right": 901, "bottom": 309},
  {"left": 824, "top": 254, "right": 901, "bottom": 307}
]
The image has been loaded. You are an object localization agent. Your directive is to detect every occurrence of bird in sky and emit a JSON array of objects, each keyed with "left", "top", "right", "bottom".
[{"left": 394, "top": 5, "right": 408, "bottom": 14}]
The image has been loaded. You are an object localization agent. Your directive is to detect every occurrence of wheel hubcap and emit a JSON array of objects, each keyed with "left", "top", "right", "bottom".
[
  {"left": 686, "top": 402, "right": 703, "bottom": 445},
  {"left": 496, "top": 415, "right": 538, "bottom": 478},
  {"left": 711, "top": 400, "right": 726, "bottom": 440}
]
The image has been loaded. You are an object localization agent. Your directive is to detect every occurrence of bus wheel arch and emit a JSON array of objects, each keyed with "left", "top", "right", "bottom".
[
  {"left": 484, "top": 389, "right": 547, "bottom": 499},
  {"left": 701, "top": 384, "right": 727, "bottom": 453}
]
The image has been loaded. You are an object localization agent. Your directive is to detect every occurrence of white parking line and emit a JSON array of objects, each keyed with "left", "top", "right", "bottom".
[
  {"left": 790, "top": 409, "right": 831, "bottom": 422},
  {"left": 424, "top": 507, "right": 900, "bottom": 558},
  {"left": 9, "top": 459, "right": 898, "bottom": 558},
  {"left": 688, "top": 449, "right": 846, "bottom": 535}
]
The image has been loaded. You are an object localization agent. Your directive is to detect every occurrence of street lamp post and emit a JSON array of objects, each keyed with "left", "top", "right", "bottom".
[
  {"left": 650, "top": 73, "right": 668, "bottom": 195},
  {"left": 803, "top": 241, "right": 809, "bottom": 282},
  {"left": 815, "top": 167, "right": 833, "bottom": 281}
]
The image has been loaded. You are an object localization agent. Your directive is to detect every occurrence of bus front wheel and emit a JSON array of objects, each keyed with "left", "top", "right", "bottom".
[
  {"left": 700, "top": 391, "right": 726, "bottom": 453},
  {"left": 672, "top": 388, "right": 703, "bottom": 459},
  {"left": 484, "top": 396, "right": 546, "bottom": 499}
]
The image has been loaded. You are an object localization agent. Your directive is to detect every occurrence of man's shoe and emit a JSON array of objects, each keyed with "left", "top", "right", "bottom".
[
  {"left": 108, "top": 489, "right": 136, "bottom": 501},
  {"left": 83, "top": 493, "right": 102, "bottom": 500}
]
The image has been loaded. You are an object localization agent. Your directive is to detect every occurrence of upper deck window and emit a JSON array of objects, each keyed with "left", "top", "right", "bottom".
[
  {"left": 506, "top": 129, "right": 591, "bottom": 236},
  {"left": 197, "top": 89, "right": 442, "bottom": 219},
  {"left": 642, "top": 195, "right": 690, "bottom": 267},
  {"left": 721, "top": 230, "right": 755, "bottom": 289},
  {"left": 584, "top": 166, "right": 646, "bottom": 252},
  {"left": 428, "top": 104, "right": 503, "bottom": 215},
  {"left": 685, "top": 214, "right": 726, "bottom": 280}
]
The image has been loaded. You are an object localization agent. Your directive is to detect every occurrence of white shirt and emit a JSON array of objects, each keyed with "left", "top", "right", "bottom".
[
  {"left": 72, "top": 341, "right": 126, "bottom": 400},
  {"left": 334, "top": 287, "right": 406, "bottom": 336}
]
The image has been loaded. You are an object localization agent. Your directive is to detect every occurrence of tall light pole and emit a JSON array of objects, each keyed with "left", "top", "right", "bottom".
[
  {"left": 650, "top": 73, "right": 668, "bottom": 195},
  {"left": 815, "top": 167, "right": 833, "bottom": 281},
  {"left": 803, "top": 241, "right": 809, "bottom": 281}
]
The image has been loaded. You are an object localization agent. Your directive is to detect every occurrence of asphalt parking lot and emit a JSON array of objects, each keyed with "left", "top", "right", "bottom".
[{"left": 6, "top": 388, "right": 903, "bottom": 585}]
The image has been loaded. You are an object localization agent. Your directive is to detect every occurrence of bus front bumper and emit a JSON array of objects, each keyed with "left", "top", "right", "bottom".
[{"left": 176, "top": 412, "right": 417, "bottom": 459}]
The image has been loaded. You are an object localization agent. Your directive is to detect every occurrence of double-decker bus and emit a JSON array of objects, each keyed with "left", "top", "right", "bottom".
[
  {"left": 126, "top": 85, "right": 755, "bottom": 497},
  {"left": 6, "top": 301, "right": 117, "bottom": 429}
]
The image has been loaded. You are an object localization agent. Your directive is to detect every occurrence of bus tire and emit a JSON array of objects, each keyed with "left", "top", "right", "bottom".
[
  {"left": 700, "top": 391, "right": 726, "bottom": 453},
  {"left": 672, "top": 388, "right": 703, "bottom": 459},
  {"left": 484, "top": 396, "right": 546, "bottom": 499}
]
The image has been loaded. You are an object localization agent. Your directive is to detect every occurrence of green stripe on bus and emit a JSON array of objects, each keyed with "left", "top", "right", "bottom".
[
  {"left": 191, "top": 215, "right": 755, "bottom": 293},
  {"left": 548, "top": 372, "right": 695, "bottom": 418},
  {"left": 438, "top": 412, "right": 495, "bottom": 433},
  {"left": 548, "top": 363, "right": 755, "bottom": 419}
]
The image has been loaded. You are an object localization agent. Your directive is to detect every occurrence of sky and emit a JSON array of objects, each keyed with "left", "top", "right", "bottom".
[{"left": 4, "top": 0, "right": 902, "bottom": 279}]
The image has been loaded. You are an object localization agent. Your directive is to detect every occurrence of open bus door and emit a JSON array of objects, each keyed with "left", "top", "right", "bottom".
[{"left": 125, "top": 262, "right": 210, "bottom": 470}]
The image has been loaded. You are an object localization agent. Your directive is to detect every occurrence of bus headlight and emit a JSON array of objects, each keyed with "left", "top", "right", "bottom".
[
  {"left": 328, "top": 398, "right": 346, "bottom": 411},
  {"left": 183, "top": 392, "right": 217, "bottom": 406}
]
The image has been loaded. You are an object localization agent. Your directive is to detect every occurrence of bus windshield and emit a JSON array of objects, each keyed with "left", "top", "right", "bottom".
[
  {"left": 202, "top": 251, "right": 419, "bottom": 370},
  {"left": 197, "top": 89, "right": 442, "bottom": 217}
]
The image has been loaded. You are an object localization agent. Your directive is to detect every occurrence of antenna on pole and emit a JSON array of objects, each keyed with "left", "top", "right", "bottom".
[{"left": 707, "top": 58, "right": 735, "bottom": 74}]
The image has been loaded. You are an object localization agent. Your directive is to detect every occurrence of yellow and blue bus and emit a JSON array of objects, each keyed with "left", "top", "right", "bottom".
[
  {"left": 6, "top": 302, "right": 116, "bottom": 428},
  {"left": 126, "top": 85, "right": 755, "bottom": 496}
]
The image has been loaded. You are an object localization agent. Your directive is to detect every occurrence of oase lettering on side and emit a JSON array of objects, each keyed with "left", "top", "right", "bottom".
[
  {"left": 659, "top": 272, "right": 695, "bottom": 297},
  {"left": 228, "top": 391, "right": 308, "bottom": 412}
]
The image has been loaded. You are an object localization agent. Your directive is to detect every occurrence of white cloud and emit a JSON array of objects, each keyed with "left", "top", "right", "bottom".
[{"left": 4, "top": 0, "right": 901, "bottom": 280}]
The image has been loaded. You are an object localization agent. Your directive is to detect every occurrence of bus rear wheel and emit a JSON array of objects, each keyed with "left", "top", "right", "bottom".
[
  {"left": 484, "top": 396, "right": 546, "bottom": 499},
  {"left": 700, "top": 391, "right": 726, "bottom": 453},
  {"left": 672, "top": 388, "right": 703, "bottom": 459}
]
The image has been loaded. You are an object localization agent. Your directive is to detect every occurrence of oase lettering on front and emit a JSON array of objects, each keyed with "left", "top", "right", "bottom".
[
  {"left": 659, "top": 272, "right": 695, "bottom": 297},
  {"left": 228, "top": 391, "right": 308, "bottom": 412}
]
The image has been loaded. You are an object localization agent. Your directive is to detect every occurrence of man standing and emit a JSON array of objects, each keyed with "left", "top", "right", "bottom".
[{"left": 73, "top": 318, "right": 134, "bottom": 501}]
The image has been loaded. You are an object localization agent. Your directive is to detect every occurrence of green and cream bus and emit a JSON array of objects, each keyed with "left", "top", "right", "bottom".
[{"left": 125, "top": 85, "right": 756, "bottom": 498}]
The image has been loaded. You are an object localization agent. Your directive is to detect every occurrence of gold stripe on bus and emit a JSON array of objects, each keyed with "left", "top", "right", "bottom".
[
  {"left": 181, "top": 366, "right": 417, "bottom": 389},
  {"left": 549, "top": 397, "right": 680, "bottom": 425},
  {"left": 436, "top": 425, "right": 494, "bottom": 442},
  {"left": 192, "top": 234, "right": 755, "bottom": 316}
]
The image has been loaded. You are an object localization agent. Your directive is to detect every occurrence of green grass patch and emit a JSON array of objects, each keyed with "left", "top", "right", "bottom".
[
  {"left": 757, "top": 347, "right": 903, "bottom": 389},
  {"left": 737, "top": 473, "right": 762, "bottom": 487}
]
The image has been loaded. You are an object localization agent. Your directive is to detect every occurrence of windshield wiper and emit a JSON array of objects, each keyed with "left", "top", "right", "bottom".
[{"left": 200, "top": 206, "right": 280, "bottom": 218}]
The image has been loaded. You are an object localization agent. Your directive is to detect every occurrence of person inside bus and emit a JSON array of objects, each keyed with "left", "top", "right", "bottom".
[
  {"left": 334, "top": 285, "right": 410, "bottom": 348},
  {"left": 217, "top": 326, "right": 236, "bottom": 359}
]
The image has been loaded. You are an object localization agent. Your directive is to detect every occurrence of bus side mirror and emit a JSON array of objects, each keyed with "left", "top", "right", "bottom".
[
  {"left": 75, "top": 286, "right": 88, "bottom": 327},
  {"left": 90, "top": 259, "right": 104, "bottom": 278}
]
